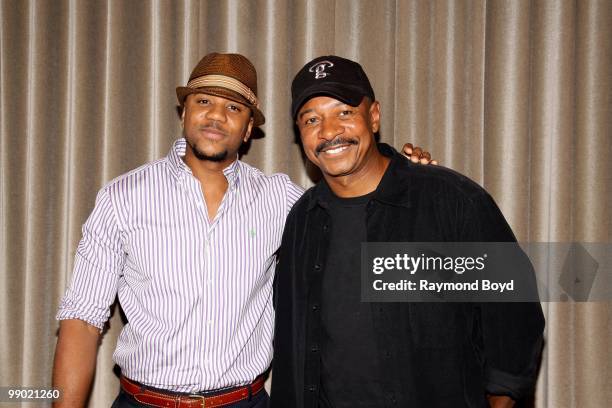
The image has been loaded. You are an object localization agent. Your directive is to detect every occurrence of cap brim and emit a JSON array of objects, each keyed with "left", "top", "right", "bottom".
[
  {"left": 291, "top": 82, "right": 367, "bottom": 119},
  {"left": 176, "top": 86, "right": 265, "bottom": 126}
]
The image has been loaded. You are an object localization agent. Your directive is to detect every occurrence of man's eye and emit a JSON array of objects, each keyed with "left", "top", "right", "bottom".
[
  {"left": 339, "top": 110, "right": 352, "bottom": 116},
  {"left": 197, "top": 98, "right": 209, "bottom": 104},
  {"left": 304, "top": 117, "right": 318, "bottom": 125},
  {"left": 228, "top": 104, "right": 241, "bottom": 112}
]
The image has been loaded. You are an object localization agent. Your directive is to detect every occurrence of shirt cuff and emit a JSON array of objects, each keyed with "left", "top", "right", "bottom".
[{"left": 56, "top": 296, "right": 109, "bottom": 331}]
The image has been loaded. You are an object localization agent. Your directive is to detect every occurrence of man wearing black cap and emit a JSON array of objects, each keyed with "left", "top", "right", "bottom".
[
  {"left": 270, "top": 56, "right": 545, "bottom": 407},
  {"left": 52, "top": 52, "right": 433, "bottom": 408}
]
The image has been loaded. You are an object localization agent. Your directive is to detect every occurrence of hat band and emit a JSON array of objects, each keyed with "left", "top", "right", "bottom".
[{"left": 187, "top": 75, "right": 259, "bottom": 108}]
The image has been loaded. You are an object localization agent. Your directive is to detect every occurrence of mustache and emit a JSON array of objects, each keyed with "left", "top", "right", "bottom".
[
  {"left": 198, "top": 121, "right": 228, "bottom": 136},
  {"left": 315, "top": 137, "right": 358, "bottom": 155}
]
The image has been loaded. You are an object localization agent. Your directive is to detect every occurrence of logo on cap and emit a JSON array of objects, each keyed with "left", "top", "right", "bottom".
[{"left": 309, "top": 61, "right": 334, "bottom": 79}]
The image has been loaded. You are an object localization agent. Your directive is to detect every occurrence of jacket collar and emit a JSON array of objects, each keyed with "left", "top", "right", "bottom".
[{"left": 306, "top": 143, "right": 412, "bottom": 211}]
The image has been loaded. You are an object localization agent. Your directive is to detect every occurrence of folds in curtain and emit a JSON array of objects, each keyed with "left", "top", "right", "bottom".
[{"left": 1, "top": 1, "right": 610, "bottom": 406}]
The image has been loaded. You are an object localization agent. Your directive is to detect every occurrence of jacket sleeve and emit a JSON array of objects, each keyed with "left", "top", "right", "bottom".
[{"left": 463, "top": 191, "right": 545, "bottom": 400}]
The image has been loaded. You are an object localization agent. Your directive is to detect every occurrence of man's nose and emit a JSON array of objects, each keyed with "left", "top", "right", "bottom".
[
  {"left": 320, "top": 118, "right": 342, "bottom": 140},
  {"left": 204, "top": 103, "right": 227, "bottom": 122}
]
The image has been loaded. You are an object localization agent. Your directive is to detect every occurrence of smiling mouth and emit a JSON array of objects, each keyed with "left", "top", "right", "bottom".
[
  {"left": 321, "top": 145, "right": 351, "bottom": 155},
  {"left": 316, "top": 138, "right": 358, "bottom": 156}
]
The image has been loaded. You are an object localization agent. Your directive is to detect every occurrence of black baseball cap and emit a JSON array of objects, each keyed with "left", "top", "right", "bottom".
[{"left": 291, "top": 55, "right": 375, "bottom": 119}]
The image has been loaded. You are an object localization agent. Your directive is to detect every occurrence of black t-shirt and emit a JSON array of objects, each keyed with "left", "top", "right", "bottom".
[{"left": 318, "top": 190, "right": 383, "bottom": 408}]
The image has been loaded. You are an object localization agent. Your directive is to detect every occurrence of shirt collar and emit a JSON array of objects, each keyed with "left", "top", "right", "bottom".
[
  {"left": 222, "top": 159, "right": 240, "bottom": 189},
  {"left": 167, "top": 138, "right": 241, "bottom": 188},
  {"left": 167, "top": 138, "right": 190, "bottom": 179}
]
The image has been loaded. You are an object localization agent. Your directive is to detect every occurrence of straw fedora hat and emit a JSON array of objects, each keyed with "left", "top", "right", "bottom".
[{"left": 176, "top": 53, "right": 265, "bottom": 126}]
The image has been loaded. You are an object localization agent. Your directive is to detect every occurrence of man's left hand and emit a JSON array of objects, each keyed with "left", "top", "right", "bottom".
[
  {"left": 487, "top": 395, "right": 515, "bottom": 408},
  {"left": 402, "top": 143, "right": 438, "bottom": 165}
]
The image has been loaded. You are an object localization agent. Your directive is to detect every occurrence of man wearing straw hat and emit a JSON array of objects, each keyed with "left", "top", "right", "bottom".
[{"left": 52, "top": 53, "right": 432, "bottom": 407}]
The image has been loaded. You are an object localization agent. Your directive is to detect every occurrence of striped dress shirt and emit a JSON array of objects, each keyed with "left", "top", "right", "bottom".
[{"left": 57, "top": 138, "right": 304, "bottom": 392}]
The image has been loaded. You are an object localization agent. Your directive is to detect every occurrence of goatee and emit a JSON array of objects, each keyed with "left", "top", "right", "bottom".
[{"left": 187, "top": 140, "right": 228, "bottom": 162}]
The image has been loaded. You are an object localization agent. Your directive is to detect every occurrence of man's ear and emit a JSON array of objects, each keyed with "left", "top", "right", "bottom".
[
  {"left": 243, "top": 117, "right": 254, "bottom": 143},
  {"left": 369, "top": 100, "right": 381, "bottom": 134},
  {"left": 180, "top": 106, "right": 185, "bottom": 129}
]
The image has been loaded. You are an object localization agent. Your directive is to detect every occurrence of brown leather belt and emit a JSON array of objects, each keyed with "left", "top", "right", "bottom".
[{"left": 120, "top": 375, "right": 265, "bottom": 408}]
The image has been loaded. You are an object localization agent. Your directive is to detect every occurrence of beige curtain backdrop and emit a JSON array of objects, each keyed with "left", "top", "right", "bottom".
[{"left": 1, "top": 0, "right": 610, "bottom": 406}]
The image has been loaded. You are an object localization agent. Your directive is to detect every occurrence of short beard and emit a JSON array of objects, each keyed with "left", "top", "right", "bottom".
[{"left": 187, "top": 139, "right": 228, "bottom": 162}]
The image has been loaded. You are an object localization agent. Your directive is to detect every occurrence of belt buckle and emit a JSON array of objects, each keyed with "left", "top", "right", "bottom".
[{"left": 188, "top": 394, "right": 206, "bottom": 407}]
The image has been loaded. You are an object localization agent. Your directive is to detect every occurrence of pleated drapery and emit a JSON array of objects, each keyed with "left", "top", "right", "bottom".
[{"left": 1, "top": 1, "right": 610, "bottom": 407}]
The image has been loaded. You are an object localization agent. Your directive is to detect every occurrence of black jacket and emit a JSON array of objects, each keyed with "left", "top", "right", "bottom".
[{"left": 271, "top": 144, "right": 544, "bottom": 408}]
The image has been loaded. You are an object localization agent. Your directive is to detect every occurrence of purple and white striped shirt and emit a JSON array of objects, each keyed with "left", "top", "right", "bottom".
[{"left": 57, "top": 138, "right": 304, "bottom": 392}]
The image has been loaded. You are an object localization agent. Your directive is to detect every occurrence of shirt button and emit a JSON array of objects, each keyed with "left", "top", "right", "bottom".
[
  {"left": 314, "top": 264, "right": 321, "bottom": 271},
  {"left": 323, "top": 224, "right": 329, "bottom": 232},
  {"left": 307, "top": 385, "right": 317, "bottom": 392},
  {"left": 310, "top": 345, "right": 319, "bottom": 353},
  {"left": 207, "top": 320, "right": 213, "bottom": 325},
  {"left": 311, "top": 304, "right": 319, "bottom": 311}
]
